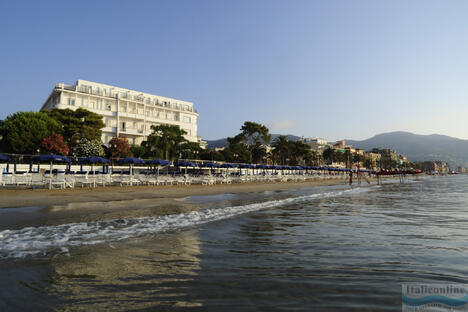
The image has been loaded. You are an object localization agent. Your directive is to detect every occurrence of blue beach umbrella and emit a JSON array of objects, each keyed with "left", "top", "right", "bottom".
[
  {"left": 220, "top": 163, "right": 237, "bottom": 168},
  {"left": 117, "top": 157, "right": 145, "bottom": 165},
  {"left": 200, "top": 162, "right": 220, "bottom": 168},
  {"left": 117, "top": 157, "right": 145, "bottom": 185},
  {"left": 175, "top": 161, "right": 197, "bottom": 174},
  {"left": 147, "top": 159, "right": 172, "bottom": 175},
  {"left": 175, "top": 161, "right": 197, "bottom": 167},
  {"left": 147, "top": 159, "right": 171, "bottom": 166},
  {"left": 31, "top": 154, "right": 71, "bottom": 173},
  {"left": 0, "top": 154, "right": 9, "bottom": 163},
  {"left": 79, "top": 157, "right": 110, "bottom": 174}
]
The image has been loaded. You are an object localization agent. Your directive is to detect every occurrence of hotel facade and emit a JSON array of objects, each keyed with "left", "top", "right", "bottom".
[{"left": 41, "top": 79, "right": 201, "bottom": 146}]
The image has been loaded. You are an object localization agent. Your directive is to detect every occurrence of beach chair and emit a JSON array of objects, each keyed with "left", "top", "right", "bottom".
[{"left": 14, "top": 173, "right": 32, "bottom": 187}]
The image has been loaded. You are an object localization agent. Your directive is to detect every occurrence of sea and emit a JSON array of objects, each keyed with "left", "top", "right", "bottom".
[{"left": 0, "top": 175, "right": 467, "bottom": 311}]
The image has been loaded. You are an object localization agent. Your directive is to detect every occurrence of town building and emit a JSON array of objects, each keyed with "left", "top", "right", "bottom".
[
  {"left": 302, "top": 138, "right": 331, "bottom": 151},
  {"left": 41, "top": 80, "right": 202, "bottom": 146},
  {"left": 365, "top": 152, "right": 381, "bottom": 169}
]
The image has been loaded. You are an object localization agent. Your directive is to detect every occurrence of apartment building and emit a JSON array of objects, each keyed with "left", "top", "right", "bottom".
[
  {"left": 41, "top": 80, "right": 201, "bottom": 146},
  {"left": 302, "top": 138, "right": 331, "bottom": 151}
]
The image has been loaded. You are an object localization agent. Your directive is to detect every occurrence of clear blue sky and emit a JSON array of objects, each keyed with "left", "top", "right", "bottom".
[{"left": 1, "top": 0, "right": 468, "bottom": 141}]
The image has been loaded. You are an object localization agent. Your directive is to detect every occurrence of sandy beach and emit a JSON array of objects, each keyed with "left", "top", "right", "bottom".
[{"left": 0, "top": 179, "right": 351, "bottom": 209}]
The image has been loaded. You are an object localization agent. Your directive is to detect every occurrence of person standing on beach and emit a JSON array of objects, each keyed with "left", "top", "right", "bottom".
[{"left": 349, "top": 169, "right": 353, "bottom": 185}]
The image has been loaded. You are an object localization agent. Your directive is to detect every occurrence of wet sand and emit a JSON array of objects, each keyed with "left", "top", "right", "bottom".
[{"left": 0, "top": 179, "right": 351, "bottom": 209}]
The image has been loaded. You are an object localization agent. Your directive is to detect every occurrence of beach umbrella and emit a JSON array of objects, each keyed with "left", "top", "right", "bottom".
[
  {"left": 175, "top": 161, "right": 197, "bottom": 174},
  {"left": 220, "top": 163, "right": 237, "bottom": 177},
  {"left": 220, "top": 163, "right": 237, "bottom": 168},
  {"left": 146, "top": 159, "right": 171, "bottom": 175},
  {"left": 31, "top": 155, "right": 71, "bottom": 189},
  {"left": 0, "top": 154, "right": 9, "bottom": 174},
  {"left": 79, "top": 157, "right": 110, "bottom": 187},
  {"left": 117, "top": 157, "right": 145, "bottom": 186}
]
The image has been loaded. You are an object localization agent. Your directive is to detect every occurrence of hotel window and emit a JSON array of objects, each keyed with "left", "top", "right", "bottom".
[
  {"left": 81, "top": 97, "right": 85, "bottom": 107},
  {"left": 183, "top": 116, "right": 191, "bottom": 123},
  {"left": 68, "top": 98, "right": 75, "bottom": 106}
]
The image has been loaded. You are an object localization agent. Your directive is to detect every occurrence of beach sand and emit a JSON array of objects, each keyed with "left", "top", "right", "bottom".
[{"left": 0, "top": 179, "right": 351, "bottom": 209}]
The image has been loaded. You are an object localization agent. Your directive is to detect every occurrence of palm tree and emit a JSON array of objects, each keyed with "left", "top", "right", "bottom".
[{"left": 272, "top": 135, "right": 290, "bottom": 165}]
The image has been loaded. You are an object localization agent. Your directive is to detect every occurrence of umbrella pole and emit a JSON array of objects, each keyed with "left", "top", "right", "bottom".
[
  {"left": 92, "top": 164, "right": 96, "bottom": 188},
  {"left": 49, "top": 161, "right": 53, "bottom": 189}
]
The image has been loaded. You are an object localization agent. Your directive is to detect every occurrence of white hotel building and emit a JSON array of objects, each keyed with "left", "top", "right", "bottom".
[{"left": 41, "top": 79, "right": 201, "bottom": 146}]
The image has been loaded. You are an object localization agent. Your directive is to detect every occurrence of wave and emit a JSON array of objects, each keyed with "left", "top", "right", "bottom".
[{"left": 0, "top": 187, "right": 369, "bottom": 260}]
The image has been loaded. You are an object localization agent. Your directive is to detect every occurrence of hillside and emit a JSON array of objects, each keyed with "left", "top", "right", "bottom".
[
  {"left": 206, "top": 131, "right": 468, "bottom": 167},
  {"left": 347, "top": 132, "right": 468, "bottom": 166}
]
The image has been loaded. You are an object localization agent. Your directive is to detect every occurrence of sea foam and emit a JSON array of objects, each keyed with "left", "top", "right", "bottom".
[{"left": 0, "top": 187, "right": 369, "bottom": 260}]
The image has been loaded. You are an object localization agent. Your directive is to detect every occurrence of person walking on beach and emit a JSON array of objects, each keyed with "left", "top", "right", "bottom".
[{"left": 349, "top": 169, "right": 353, "bottom": 185}]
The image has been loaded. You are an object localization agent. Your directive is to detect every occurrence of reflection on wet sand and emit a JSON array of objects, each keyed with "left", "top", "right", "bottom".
[{"left": 48, "top": 230, "right": 202, "bottom": 311}]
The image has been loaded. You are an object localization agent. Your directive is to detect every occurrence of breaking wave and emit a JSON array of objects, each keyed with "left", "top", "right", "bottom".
[{"left": 0, "top": 187, "right": 369, "bottom": 259}]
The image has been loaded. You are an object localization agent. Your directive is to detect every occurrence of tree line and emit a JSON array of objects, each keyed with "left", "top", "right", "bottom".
[
  {"left": 0, "top": 109, "right": 202, "bottom": 160},
  {"left": 0, "top": 110, "right": 414, "bottom": 169}
]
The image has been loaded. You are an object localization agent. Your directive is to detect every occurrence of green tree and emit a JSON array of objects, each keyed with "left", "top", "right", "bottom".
[
  {"left": 0, "top": 111, "right": 61, "bottom": 154},
  {"left": 44, "top": 108, "right": 105, "bottom": 149},
  {"left": 200, "top": 149, "right": 225, "bottom": 161},
  {"left": 272, "top": 135, "right": 290, "bottom": 165},
  {"left": 130, "top": 145, "right": 147, "bottom": 158},
  {"left": 180, "top": 141, "right": 202, "bottom": 159},
  {"left": 221, "top": 144, "right": 252, "bottom": 163},
  {"left": 322, "top": 147, "right": 334, "bottom": 165},
  {"left": 289, "top": 141, "right": 312, "bottom": 166},
  {"left": 142, "top": 124, "right": 200, "bottom": 160},
  {"left": 225, "top": 121, "right": 270, "bottom": 164},
  {"left": 74, "top": 138, "right": 105, "bottom": 157}
]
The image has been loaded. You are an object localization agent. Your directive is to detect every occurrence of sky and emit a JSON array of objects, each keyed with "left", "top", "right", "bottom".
[{"left": 1, "top": 0, "right": 468, "bottom": 141}]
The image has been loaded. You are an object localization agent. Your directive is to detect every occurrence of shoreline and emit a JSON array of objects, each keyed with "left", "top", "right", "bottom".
[{"left": 0, "top": 179, "right": 352, "bottom": 209}]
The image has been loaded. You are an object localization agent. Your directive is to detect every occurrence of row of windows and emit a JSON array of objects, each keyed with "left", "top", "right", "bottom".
[
  {"left": 65, "top": 95, "right": 194, "bottom": 123},
  {"left": 77, "top": 84, "right": 193, "bottom": 112},
  {"left": 103, "top": 129, "right": 193, "bottom": 145}
]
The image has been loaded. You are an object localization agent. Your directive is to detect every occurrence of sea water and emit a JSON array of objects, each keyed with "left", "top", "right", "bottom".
[{"left": 0, "top": 175, "right": 467, "bottom": 311}]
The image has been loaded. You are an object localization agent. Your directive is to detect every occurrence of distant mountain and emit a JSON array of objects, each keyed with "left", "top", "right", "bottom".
[
  {"left": 207, "top": 131, "right": 468, "bottom": 167},
  {"left": 347, "top": 131, "right": 468, "bottom": 167},
  {"left": 206, "top": 134, "right": 301, "bottom": 149}
]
